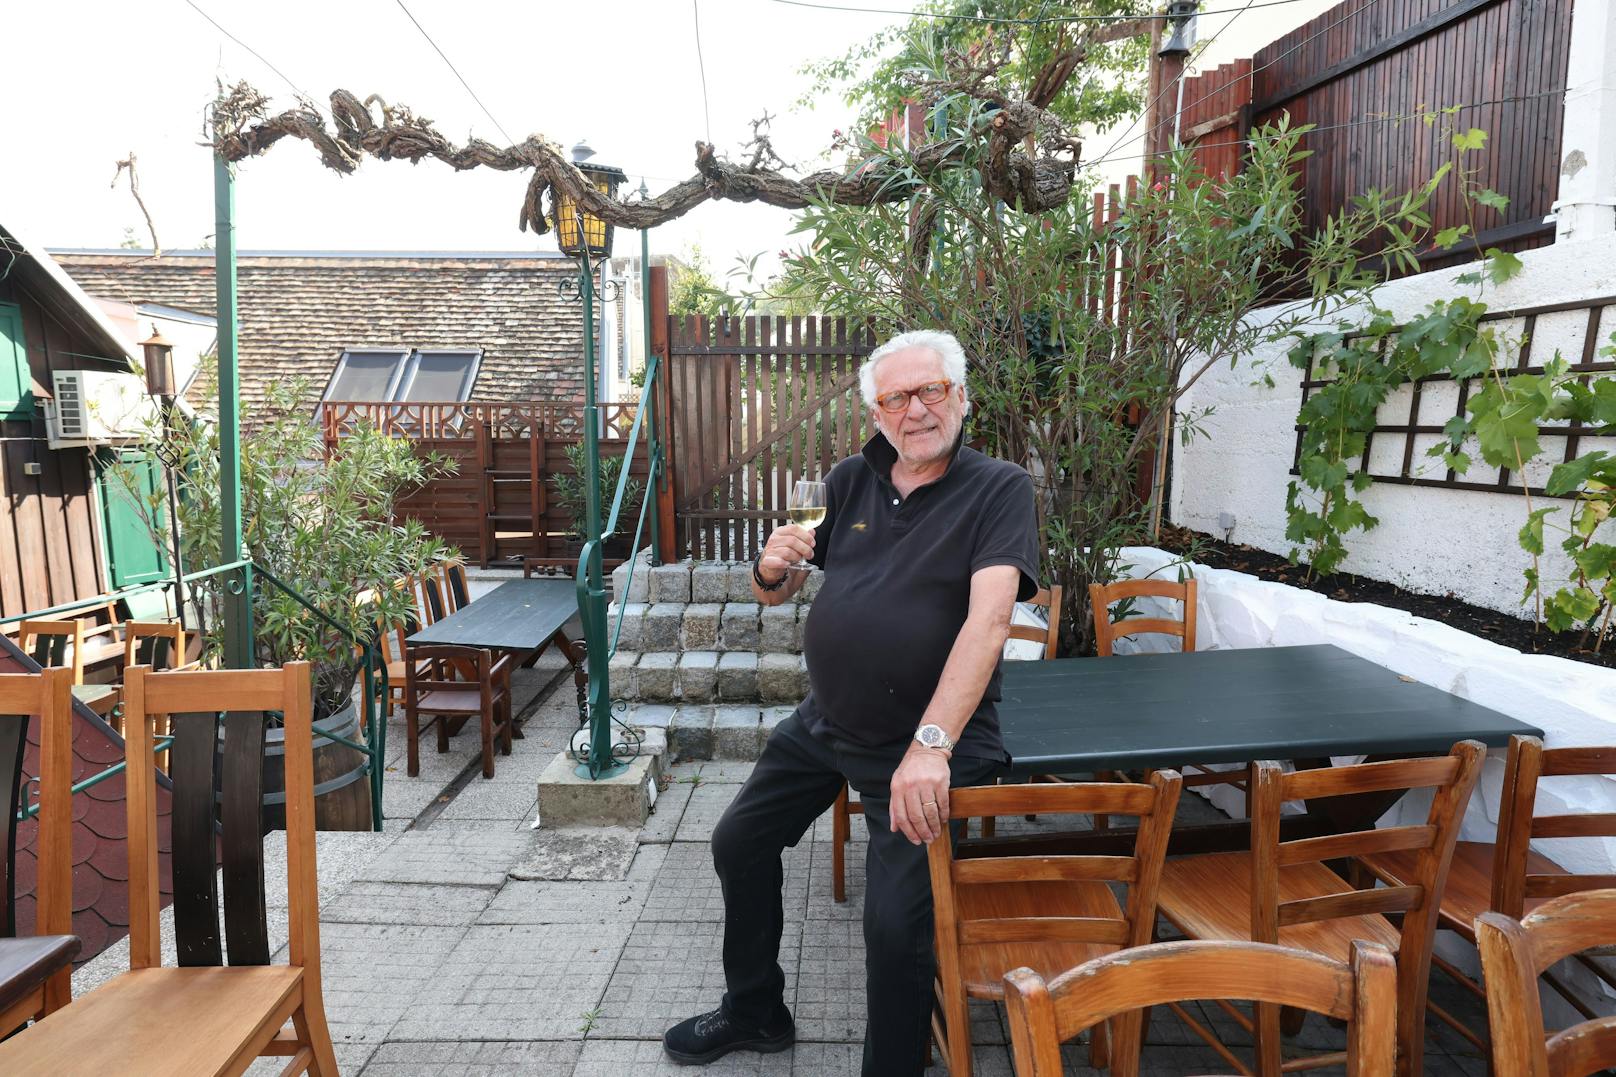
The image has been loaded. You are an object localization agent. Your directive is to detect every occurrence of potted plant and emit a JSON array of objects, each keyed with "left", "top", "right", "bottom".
[
  {"left": 549, "top": 440, "right": 644, "bottom": 562},
  {"left": 106, "top": 374, "right": 455, "bottom": 829}
]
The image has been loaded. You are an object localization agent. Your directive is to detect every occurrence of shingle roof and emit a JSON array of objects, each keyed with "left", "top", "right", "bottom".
[{"left": 53, "top": 251, "right": 588, "bottom": 412}]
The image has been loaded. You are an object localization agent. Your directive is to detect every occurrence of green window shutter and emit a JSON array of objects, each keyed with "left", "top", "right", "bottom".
[
  {"left": 0, "top": 302, "right": 32, "bottom": 419},
  {"left": 97, "top": 449, "right": 169, "bottom": 588}
]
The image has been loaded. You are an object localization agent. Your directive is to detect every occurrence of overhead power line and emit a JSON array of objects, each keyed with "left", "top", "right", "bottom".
[
  {"left": 693, "top": 0, "right": 714, "bottom": 144},
  {"left": 182, "top": 0, "right": 311, "bottom": 101},
  {"left": 393, "top": 0, "right": 518, "bottom": 146}
]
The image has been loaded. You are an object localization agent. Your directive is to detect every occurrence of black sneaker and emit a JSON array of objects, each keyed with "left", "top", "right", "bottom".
[{"left": 663, "top": 1007, "right": 795, "bottom": 1065}]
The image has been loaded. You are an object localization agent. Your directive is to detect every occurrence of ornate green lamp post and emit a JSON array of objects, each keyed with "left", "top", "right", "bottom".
[{"left": 554, "top": 140, "right": 629, "bottom": 779}]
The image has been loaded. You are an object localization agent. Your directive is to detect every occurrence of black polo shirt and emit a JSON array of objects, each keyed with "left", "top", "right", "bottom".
[{"left": 797, "top": 433, "right": 1040, "bottom": 761}]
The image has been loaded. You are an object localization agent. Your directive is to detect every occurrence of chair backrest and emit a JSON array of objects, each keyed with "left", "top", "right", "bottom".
[
  {"left": 1248, "top": 743, "right": 1483, "bottom": 1057},
  {"left": 1493, "top": 736, "right": 1616, "bottom": 918},
  {"left": 1477, "top": 889, "right": 1616, "bottom": 1077},
  {"left": 419, "top": 569, "right": 450, "bottom": 624},
  {"left": 122, "top": 663, "right": 321, "bottom": 977},
  {"left": 404, "top": 644, "right": 493, "bottom": 703},
  {"left": 0, "top": 670, "right": 74, "bottom": 967},
  {"left": 16, "top": 621, "right": 85, "bottom": 684},
  {"left": 930, "top": 772, "right": 1182, "bottom": 973},
  {"left": 1006, "top": 585, "right": 1064, "bottom": 660},
  {"left": 123, "top": 621, "right": 185, "bottom": 671},
  {"left": 1088, "top": 578, "right": 1197, "bottom": 657},
  {"left": 441, "top": 561, "right": 470, "bottom": 612},
  {"left": 1003, "top": 938, "right": 1398, "bottom": 1077}
]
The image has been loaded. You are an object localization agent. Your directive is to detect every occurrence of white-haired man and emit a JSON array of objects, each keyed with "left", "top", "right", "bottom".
[{"left": 663, "top": 330, "right": 1040, "bottom": 1075}]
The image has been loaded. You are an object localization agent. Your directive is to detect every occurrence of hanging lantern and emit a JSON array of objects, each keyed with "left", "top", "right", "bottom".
[
  {"left": 1159, "top": 0, "right": 1199, "bottom": 58},
  {"left": 140, "top": 326, "right": 176, "bottom": 399},
  {"left": 554, "top": 139, "right": 627, "bottom": 258}
]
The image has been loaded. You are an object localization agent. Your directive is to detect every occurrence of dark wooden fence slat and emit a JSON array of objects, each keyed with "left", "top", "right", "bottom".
[{"left": 170, "top": 710, "right": 223, "bottom": 967}]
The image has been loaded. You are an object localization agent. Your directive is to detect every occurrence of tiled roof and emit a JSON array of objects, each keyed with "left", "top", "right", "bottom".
[{"left": 54, "top": 251, "right": 588, "bottom": 412}]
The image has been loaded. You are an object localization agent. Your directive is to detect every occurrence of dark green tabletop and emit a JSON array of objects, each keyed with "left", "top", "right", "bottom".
[
  {"left": 406, "top": 579, "right": 577, "bottom": 651},
  {"left": 999, "top": 644, "right": 1542, "bottom": 776}
]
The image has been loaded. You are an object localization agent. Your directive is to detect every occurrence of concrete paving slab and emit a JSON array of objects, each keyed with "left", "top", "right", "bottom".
[
  {"left": 640, "top": 778, "right": 694, "bottom": 845},
  {"left": 355, "top": 829, "right": 533, "bottom": 888},
  {"left": 574, "top": 1038, "right": 792, "bottom": 1076},
  {"left": 642, "top": 839, "right": 810, "bottom": 924},
  {"left": 357, "top": 1040, "right": 580, "bottom": 1075},
  {"left": 317, "top": 922, "right": 468, "bottom": 1046},
  {"left": 434, "top": 779, "right": 539, "bottom": 822},
  {"left": 507, "top": 826, "right": 639, "bottom": 881},
  {"left": 481, "top": 845, "right": 667, "bottom": 925},
  {"left": 390, "top": 923, "right": 630, "bottom": 1041},
  {"left": 322, "top": 881, "right": 496, "bottom": 927},
  {"left": 674, "top": 781, "right": 742, "bottom": 843}
]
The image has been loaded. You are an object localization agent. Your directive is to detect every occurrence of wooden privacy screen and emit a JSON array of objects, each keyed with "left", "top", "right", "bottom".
[
  {"left": 667, "top": 315, "right": 878, "bottom": 561},
  {"left": 1291, "top": 295, "right": 1616, "bottom": 498},
  {"left": 322, "top": 400, "right": 647, "bottom": 567},
  {"left": 1178, "top": 0, "right": 1571, "bottom": 266}
]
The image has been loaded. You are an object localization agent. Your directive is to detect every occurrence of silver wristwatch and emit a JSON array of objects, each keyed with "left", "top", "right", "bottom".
[{"left": 912, "top": 724, "right": 955, "bottom": 752}]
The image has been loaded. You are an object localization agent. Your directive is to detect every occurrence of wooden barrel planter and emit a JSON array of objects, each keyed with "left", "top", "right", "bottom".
[{"left": 218, "top": 702, "right": 373, "bottom": 833}]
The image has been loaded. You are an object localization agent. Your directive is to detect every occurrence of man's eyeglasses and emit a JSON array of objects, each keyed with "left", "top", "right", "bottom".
[{"left": 874, "top": 379, "right": 954, "bottom": 414}]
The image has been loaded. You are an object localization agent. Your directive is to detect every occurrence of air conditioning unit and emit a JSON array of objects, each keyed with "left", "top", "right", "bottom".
[{"left": 45, "top": 370, "right": 158, "bottom": 449}]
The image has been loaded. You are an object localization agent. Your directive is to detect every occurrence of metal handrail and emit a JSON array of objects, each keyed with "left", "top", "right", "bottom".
[{"left": 0, "top": 559, "right": 252, "bottom": 627}]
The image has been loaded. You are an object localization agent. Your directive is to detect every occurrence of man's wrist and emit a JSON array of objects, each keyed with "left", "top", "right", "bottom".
[{"left": 752, "top": 555, "right": 786, "bottom": 591}]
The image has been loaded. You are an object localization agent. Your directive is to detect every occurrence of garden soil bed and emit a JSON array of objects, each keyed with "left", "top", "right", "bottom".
[{"left": 1158, "top": 525, "right": 1615, "bottom": 671}]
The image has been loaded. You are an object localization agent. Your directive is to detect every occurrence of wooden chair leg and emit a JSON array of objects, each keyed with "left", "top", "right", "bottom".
[
  {"left": 1255, "top": 1000, "right": 1283, "bottom": 1077},
  {"left": 831, "top": 783, "right": 849, "bottom": 904},
  {"left": 942, "top": 981, "right": 973, "bottom": 1077},
  {"left": 481, "top": 705, "right": 495, "bottom": 779},
  {"left": 1088, "top": 1012, "right": 1112, "bottom": 1070},
  {"left": 406, "top": 708, "right": 420, "bottom": 777},
  {"left": 1280, "top": 1004, "right": 1306, "bottom": 1036},
  {"left": 981, "top": 815, "right": 996, "bottom": 838},
  {"left": 292, "top": 999, "right": 339, "bottom": 1077}
]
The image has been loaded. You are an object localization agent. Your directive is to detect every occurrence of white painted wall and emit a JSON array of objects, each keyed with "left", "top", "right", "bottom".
[{"left": 1169, "top": 237, "right": 1616, "bottom": 617}]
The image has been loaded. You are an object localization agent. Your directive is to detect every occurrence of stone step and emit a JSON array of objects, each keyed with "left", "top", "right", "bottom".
[
  {"left": 607, "top": 600, "right": 807, "bottom": 655},
  {"left": 610, "top": 556, "right": 825, "bottom": 608},
  {"left": 621, "top": 703, "right": 796, "bottom": 763},
  {"left": 607, "top": 651, "right": 809, "bottom": 704}
]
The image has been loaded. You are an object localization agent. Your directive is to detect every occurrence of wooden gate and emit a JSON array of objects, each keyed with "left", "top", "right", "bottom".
[{"left": 665, "top": 315, "right": 877, "bottom": 561}]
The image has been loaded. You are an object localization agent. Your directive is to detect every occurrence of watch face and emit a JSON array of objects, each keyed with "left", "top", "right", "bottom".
[{"left": 917, "top": 725, "right": 942, "bottom": 747}]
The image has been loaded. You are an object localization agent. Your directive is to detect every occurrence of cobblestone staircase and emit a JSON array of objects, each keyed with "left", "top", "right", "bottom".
[{"left": 608, "top": 554, "right": 819, "bottom": 765}]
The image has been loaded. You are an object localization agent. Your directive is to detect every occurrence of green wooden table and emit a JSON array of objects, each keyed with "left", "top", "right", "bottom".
[
  {"left": 406, "top": 578, "right": 586, "bottom": 723},
  {"left": 988, "top": 644, "right": 1542, "bottom": 856}
]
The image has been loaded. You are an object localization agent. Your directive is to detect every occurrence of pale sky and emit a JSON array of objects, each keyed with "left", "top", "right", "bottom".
[{"left": 4, "top": 0, "right": 1333, "bottom": 281}]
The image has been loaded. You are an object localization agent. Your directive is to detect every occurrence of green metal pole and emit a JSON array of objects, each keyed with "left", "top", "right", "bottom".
[
  {"left": 642, "top": 228, "right": 661, "bottom": 568},
  {"left": 580, "top": 259, "right": 620, "bottom": 779},
  {"left": 215, "top": 155, "right": 250, "bottom": 670}
]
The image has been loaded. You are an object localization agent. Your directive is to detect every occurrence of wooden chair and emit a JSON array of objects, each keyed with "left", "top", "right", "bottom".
[
  {"left": 1087, "top": 576, "right": 1249, "bottom": 825},
  {"left": 121, "top": 621, "right": 197, "bottom": 762},
  {"left": 0, "top": 667, "right": 79, "bottom": 1037},
  {"left": 830, "top": 585, "right": 1064, "bottom": 902},
  {"left": 928, "top": 771, "right": 1182, "bottom": 1077},
  {"left": 1358, "top": 735, "right": 1616, "bottom": 1048},
  {"left": 1154, "top": 742, "right": 1484, "bottom": 1077},
  {"left": 15, "top": 619, "right": 121, "bottom": 720},
  {"left": 0, "top": 662, "right": 340, "bottom": 1076},
  {"left": 403, "top": 643, "right": 514, "bottom": 779},
  {"left": 1004, "top": 938, "right": 1398, "bottom": 1077},
  {"left": 1477, "top": 888, "right": 1616, "bottom": 1077},
  {"left": 440, "top": 560, "right": 470, "bottom": 613}
]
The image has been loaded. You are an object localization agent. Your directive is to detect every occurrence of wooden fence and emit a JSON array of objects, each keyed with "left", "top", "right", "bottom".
[
  {"left": 322, "top": 400, "right": 646, "bottom": 567},
  {"left": 1179, "top": 0, "right": 1571, "bottom": 266},
  {"left": 665, "top": 315, "right": 878, "bottom": 561}
]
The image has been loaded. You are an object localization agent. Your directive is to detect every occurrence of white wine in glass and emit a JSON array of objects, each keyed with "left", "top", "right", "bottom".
[{"left": 787, "top": 480, "right": 827, "bottom": 570}]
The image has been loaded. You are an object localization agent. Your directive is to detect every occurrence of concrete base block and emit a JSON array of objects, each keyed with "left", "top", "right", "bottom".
[
  {"left": 536, "top": 751, "right": 656, "bottom": 828},
  {"left": 669, "top": 706, "right": 715, "bottom": 760}
]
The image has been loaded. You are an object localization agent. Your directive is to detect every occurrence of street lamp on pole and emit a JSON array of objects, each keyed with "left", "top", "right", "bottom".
[
  {"left": 140, "top": 326, "right": 188, "bottom": 632},
  {"left": 554, "top": 140, "right": 629, "bottom": 779}
]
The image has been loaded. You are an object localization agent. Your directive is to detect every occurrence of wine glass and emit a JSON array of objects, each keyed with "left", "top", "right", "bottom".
[{"left": 786, "top": 480, "right": 827, "bottom": 571}]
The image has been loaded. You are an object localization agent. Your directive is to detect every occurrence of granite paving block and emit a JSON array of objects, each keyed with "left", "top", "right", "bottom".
[
  {"left": 678, "top": 650, "right": 720, "bottom": 702},
  {"left": 315, "top": 922, "right": 467, "bottom": 1045},
  {"left": 358, "top": 1040, "right": 580, "bottom": 1075},
  {"left": 649, "top": 562, "right": 693, "bottom": 604},
  {"left": 612, "top": 559, "right": 650, "bottom": 603},
  {"left": 691, "top": 562, "right": 732, "bottom": 602},
  {"left": 640, "top": 777, "right": 693, "bottom": 844},
  {"left": 355, "top": 829, "right": 532, "bottom": 887},
  {"left": 681, "top": 602, "right": 723, "bottom": 649},
  {"left": 673, "top": 781, "right": 742, "bottom": 844},
  {"left": 713, "top": 705, "right": 762, "bottom": 760},
  {"left": 721, "top": 602, "right": 761, "bottom": 650},
  {"left": 643, "top": 604, "right": 684, "bottom": 650},
  {"left": 607, "top": 650, "right": 638, "bottom": 700},
  {"left": 757, "top": 653, "right": 805, "bottom": 703},
  {"left": 717, "top": 651, "right": 759, "bottom": 701},
  {"left": 482, "top": 844, "right": 667, "bottom": 924},
  {"left": 796, "top": 570, "right": 824, "bottom": 602},
  {"left": 636, "top": 652, "right": 679, "bottom": 702},
  {"left": 727, "top": 562, "right": 757, "bottom": 602},
  {"left": 391, "top": 923, "right": 630, "bottom": 1041},
  {"left": 669, "top": 705, "right": 715, "bottom": 760},
  {"left": 435, "top": 780, "right": 540, "bottom": 822},
  {"left": 627, "top": 703, "right": 677, "bottom": 731},
  {"left": 507, "top": 826, "right": 639, "bottom": 881},
  {"left": 608, "top": 602, "right": 648, "bottom": 653},
  {"left": 759, "top": 603, "right": 798, "bottom": 652},
  {"left": 761, "top": 706, "right": 796, "bottom": 741},
  {"left": 592, "top": 919, "right": 802, "bottom": 1039},
  {"left": 321, "top": 881, "right": 495, "bottom": 927},
  {"left": 574, "top": 1038, "right": 792, "bottom": 1076}
]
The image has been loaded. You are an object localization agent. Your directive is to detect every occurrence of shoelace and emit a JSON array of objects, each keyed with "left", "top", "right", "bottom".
[{"left": 693, "top": 1010, "right": 730, "bottom": 1038}]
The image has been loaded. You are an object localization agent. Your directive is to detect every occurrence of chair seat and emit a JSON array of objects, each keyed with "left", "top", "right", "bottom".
[
  {"left": 412, "top": 687, "right": 488, "bottom": 713},
  {"left": 0, "top": 936, "right": 80, "bottom": 1015},
  {"left": 1158, "top": 852, "right": 1402, "bottom": 962},
  {"left": 1359, "top": 840, "right": 1567, "bottom": 940},
  {"left": 0, "top": 965, "right": 303, "bottom": 1076},
  {"left": 956, "top": 879, "right": 1124, "bottom": 998}
]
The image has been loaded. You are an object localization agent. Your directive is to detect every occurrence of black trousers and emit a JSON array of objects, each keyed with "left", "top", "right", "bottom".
[{"left": 711, "top": 712, "right": 999, "bottom": 1077}]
